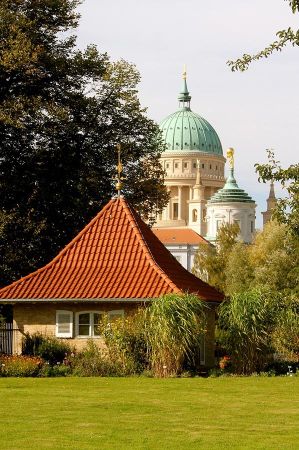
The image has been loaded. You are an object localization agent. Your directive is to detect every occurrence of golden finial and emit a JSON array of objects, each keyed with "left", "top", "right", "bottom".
[
  {"left": 183, "top": 64, "right": 187, "bottom": 80},
  {"left": 115, "top": 143, "right": 124, "bottom": 197},
  {"left": 226, "top": 147, "right": 234, "bottom": 169}
]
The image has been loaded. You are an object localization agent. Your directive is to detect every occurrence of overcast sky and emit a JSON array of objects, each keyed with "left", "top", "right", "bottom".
[{"left": 75, "top": 0, "right": 298, "bottom": 227}]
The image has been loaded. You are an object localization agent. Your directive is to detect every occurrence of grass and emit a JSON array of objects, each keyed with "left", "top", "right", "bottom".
[{"left": 0, "top": 377, "right": 298, "bottom": 450}]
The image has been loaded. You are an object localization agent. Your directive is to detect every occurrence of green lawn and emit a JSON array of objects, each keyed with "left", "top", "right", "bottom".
[{"left": 0, "top": 377, "right": 298, "bottom": 450}]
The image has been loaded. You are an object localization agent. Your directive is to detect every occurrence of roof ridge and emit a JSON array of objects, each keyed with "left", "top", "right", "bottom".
[
  {"left": 0, "top": 200, "right": 115, "bottom": 295},
  {"left": 121, "top": 200, "right": 180, "bottom": 293}
]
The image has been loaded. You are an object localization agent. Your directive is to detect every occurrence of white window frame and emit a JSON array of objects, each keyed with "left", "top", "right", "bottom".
[
  {"left": 75, "top": 311, "right": 103, "bottom": 338},
  {"left": 75, "top": 310, "right": 125, "bottom": 338},
  {"left": 56, "top": 310, "right": 73, "bottom": 338}
]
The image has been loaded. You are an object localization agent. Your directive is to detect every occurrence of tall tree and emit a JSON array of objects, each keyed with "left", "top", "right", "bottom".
[
  {"left": 0, "top": 0, "right": 168, "bottom": 286},
  {"left": 227, "top": 0, "right": 299, "bottom": 71}
]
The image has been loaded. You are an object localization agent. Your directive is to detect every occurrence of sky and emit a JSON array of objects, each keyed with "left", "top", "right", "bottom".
[{"left": 75, "top": 0, "right": 298, "bottom": 228}]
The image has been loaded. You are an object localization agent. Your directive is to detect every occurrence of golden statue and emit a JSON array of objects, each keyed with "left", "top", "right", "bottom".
[{"left": 226, "top": 147, "right": 234, "bottom": 169}]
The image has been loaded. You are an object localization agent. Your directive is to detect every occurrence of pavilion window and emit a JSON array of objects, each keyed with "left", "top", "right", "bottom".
[
  {"left": 77, "top": 312, "right": 103, "bottom": 338},
  {"left": 76, "top": 310, "right": 124, "bottom": 337}
]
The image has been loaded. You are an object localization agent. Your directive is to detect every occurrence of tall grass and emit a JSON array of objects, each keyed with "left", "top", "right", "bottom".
[{"left": 146, "top": 294, "right": 207, "bottom": 377}]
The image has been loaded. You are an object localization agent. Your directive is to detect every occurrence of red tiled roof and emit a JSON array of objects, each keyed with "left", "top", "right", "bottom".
[
  {"left": 0, "top": 198, "right": 223, "bottom": 302},
  {"left": 153, "top": 228, "right": 209, "bottom": 245}
]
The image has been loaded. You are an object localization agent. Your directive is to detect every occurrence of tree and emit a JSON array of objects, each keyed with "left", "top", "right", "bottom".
[
  {"left": 255, "top": 151, "right": 299, "bottom": 236},
  {"left": 0, "top": 0, "right": 168, "bottom": 286},
  {"left": 227, "top": 0, "right": 299, "bottom": 71},
  {"left": 192, "top": 223, "right": 240, "bottom": 293},
  {"left": 224, "top": 221, "right": 299, "bottom": 296}
]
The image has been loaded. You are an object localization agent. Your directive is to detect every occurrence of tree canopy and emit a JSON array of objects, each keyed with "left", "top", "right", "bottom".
[
  {"left": 227, "top": 0, "right": 299, "bottom": 71},
  {"left": 0, "top": 0, "right": 168, "bottom": 286}
]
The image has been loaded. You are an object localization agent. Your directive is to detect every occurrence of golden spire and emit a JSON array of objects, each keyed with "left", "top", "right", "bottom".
[
  {"left": 115, "top": 143, "right": 124, "bottom": 197},
  {"left": 183, "top": 64, "right": 187, "bottom": 80}
]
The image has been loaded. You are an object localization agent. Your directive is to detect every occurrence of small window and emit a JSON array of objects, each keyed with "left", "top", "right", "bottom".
[
  {"left": 56, "top": 310, "right": 73, "bottom": 338},
  {"left": 202, "top": 163, "right": 205, "bottom": 169},
  {"left": 193, "top": 162, "right": 197, "bottom": 168},
  {"left": 173, "top": 203, "right": 178, "bottom": 220},
  {"left": 166, "top": 163, "right": 169, "bottom": 169},
  {"left": 192, "top": 209, "right": 198, "bottom": 222},
  {"left": 210, "top": 164, "right": 212, "bottom": 170},
  {"left": 184, "top": 162, "right": 188, "bottom": 169},
  {"left": 216, "top": 165, "right": 218, "bottom": 170},
  {"left": 76, "top": 312, "right": 103, "bottom": 338},
  {"left": 251, "top": 221, "right": 254, "bottom": 233},
  {"left": 174, "top": 162, "right": 179, "bottom": 169}
]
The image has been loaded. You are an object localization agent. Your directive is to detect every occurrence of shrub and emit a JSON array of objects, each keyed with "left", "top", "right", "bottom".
[
  {"left": 218, "top": 289, "right": 277, "bottom": 374},
  {"left": 101, "top": 310, "right": 148, "bottom": 375},
  {"left": 22, "top": 333, "right": 72, "bottom": 365},
  {"left": 71, "top": 341, "right": 123, "bottom": 377},
  {"left": 39, "top": 363, "right": 72, "bottom": 377},
  {"left": 0, "top": 355, "right": 43, "bottom": 377}
]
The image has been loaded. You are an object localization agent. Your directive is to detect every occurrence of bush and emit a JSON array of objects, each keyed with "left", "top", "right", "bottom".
[
  {"left": 102, "top": 310, "right": 148, "bottom": 375},
  {"left": 0, "top": 355, "right": 43, "bottom": 377},
  {"left": 39, "top": 363, "right": 72, "bottom": 377},
  {"left": 22, "top": 333, "right": 72, "bottom": 365},
  {"left": 71, "top": 341, "right": 123, "bottom": 377},
  {"left": 264, "top": 360, "right": 299, "bottom": 376},
  {"left": 218, "top": 289, "right": 277, "bottom": 374}
]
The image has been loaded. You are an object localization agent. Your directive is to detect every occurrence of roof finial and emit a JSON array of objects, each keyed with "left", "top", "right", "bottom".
[
  {"left": 115, "top": 143, "right": 124, "bottom": 198},
  {"left": 183, "top": 64, "right": 187, "bottom": 80},
  {"left": 178, "top": 64, "right": 191, "bottom": 107}
]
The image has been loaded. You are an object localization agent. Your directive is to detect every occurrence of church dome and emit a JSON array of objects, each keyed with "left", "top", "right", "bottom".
[{"left": 160, "top": 73, "right": 223, "bottom": 155}]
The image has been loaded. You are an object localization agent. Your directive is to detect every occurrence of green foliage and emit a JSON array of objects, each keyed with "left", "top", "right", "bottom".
[
  {"left": 71, "top": 341, "right": 123, "bottom": 377},
  {"left": 192, "top": 223, "right": 240, "bottom": 293},
  {"left": 39, "top": 363, "right": 72, "bottom": 378},
  {"left": 255, "top": 151, "right": 299, "bottom": 236},
  {"left": 22, "top": 332, "right": 72, "bottom": 365},
  {"left": 146, "top": 294, "right": 207, "bottom": 377},
  {"left": 227, "top": 1, "right": 299, "bottom": 71},
  {"left": 271, "top": 296, "right": 299, "bottom": 361},
  {"left": 218, "top": 289, "right": 277, "bottom": 374},
  {"left": 224, "top": 242, "right": 253, "bottom": 296},
  {"left": 102, "top": 310, "right": 148, "bottom": 375},
  {"left": 0, "top": 355, "right": 43, "bottom": 377},
  {"left": 0, "top": 0, "right": 168, "bottom": 286}
]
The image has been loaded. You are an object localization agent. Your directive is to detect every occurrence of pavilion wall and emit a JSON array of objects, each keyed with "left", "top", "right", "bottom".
[{"left": 12, "top": 302, "right": 217, "bottom": 368}]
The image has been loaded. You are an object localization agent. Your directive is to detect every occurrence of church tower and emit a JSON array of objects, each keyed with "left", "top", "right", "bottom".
[
  {"left": 154, "top": 69, "right": 226, "bottom": 233},
  {"left": 262, "top": 182, "right": 277, "bottom": 227}
]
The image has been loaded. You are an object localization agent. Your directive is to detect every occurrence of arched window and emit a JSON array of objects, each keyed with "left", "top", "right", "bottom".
[{"left": 192, "top": 209, "right": 198, "bottom": 222}]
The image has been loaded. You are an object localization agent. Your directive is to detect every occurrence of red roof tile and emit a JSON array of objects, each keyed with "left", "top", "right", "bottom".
[
  {"left": 0, "top": 198, "right": 223, "bottom": 302},
  {"left": 153, "top": 228, "right": 210, "bottom": 245}
]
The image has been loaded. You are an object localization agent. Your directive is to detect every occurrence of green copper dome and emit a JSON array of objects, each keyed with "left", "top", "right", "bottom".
[
  {"left": 160, "top": 76, "right": 223, "bottom": 155},
  {"left": 209, "top": 168, "right": 255, "bottom": 203}
]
